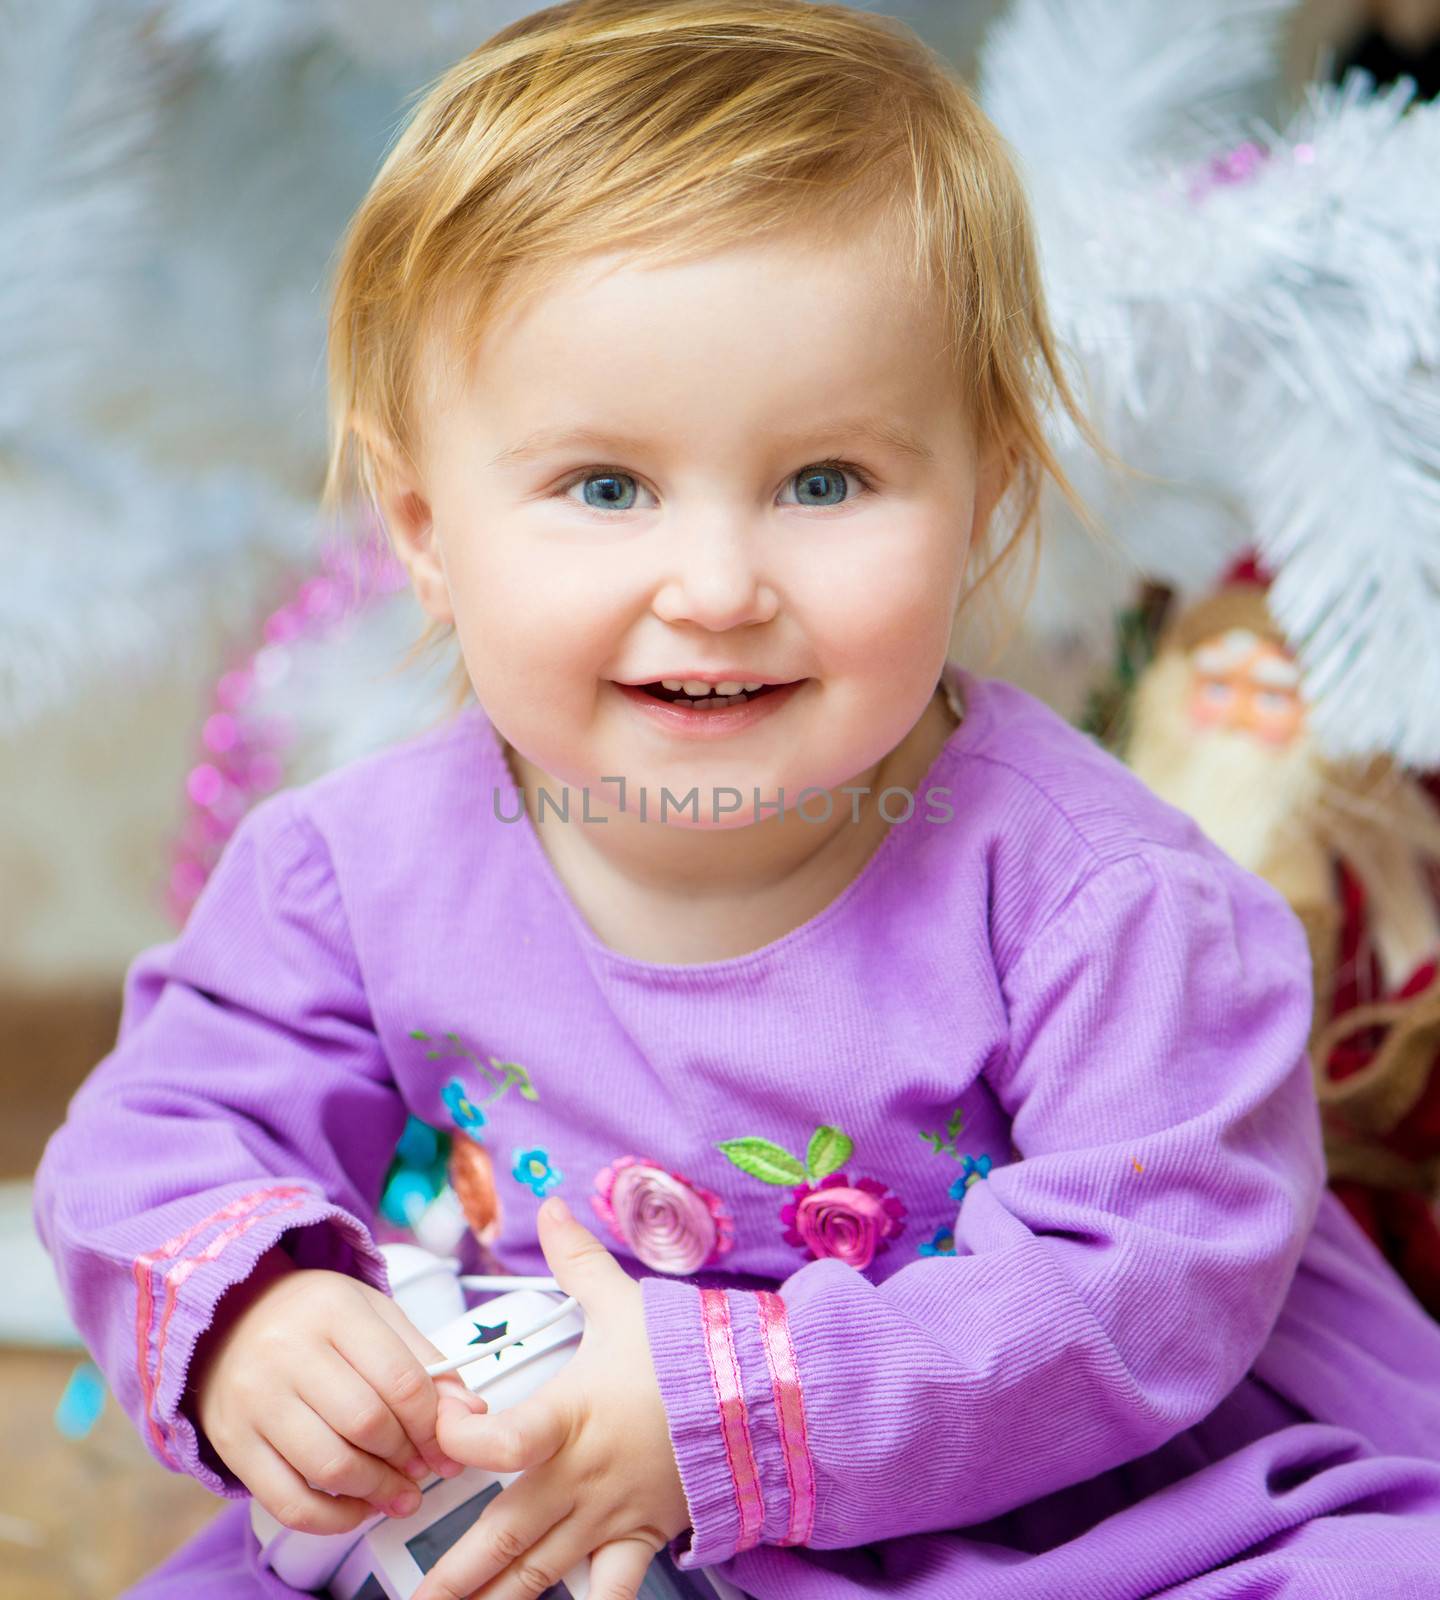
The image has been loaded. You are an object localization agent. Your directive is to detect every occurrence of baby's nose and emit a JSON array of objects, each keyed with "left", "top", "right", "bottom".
[{"left": 650, "top": 529, "right": 779, "bottom": 630}]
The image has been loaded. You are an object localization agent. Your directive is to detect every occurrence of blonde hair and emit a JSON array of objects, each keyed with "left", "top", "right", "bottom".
[{"left": 323, "top": 0, "right": 1109, "bottom": 702}]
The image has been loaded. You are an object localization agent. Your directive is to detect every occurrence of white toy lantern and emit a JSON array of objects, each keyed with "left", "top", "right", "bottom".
[{"left": 252, "top": 1248, "right": 743, "bottom": 1600}]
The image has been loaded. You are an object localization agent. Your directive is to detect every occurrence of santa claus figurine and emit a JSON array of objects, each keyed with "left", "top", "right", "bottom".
[{"left": 1122, "top": 558, "right": 1440, "bottom": 1318}]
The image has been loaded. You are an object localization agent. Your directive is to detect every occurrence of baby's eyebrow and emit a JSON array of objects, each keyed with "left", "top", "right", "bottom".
[
  {"left": 765, "top": 416, "right": 937, "bottom": 465},
  {"left": 488, "top": 415, "right": 935, "bottom": 469}
]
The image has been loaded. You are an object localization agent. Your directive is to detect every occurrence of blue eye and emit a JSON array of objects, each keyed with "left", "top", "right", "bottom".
[
  {"left": 574, "top": 471, "right": 639, "bottom": 511},
  {"left": 780, "top": 459, "right": 874, "bottom": 508},
  {"left": 789, "top": 463, "right": 856, "bottom": 507}
]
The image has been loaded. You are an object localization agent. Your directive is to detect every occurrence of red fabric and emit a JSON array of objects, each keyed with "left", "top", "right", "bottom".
[{"left": 1320, "top": 839, "right": 1440, "bottom": 1320}]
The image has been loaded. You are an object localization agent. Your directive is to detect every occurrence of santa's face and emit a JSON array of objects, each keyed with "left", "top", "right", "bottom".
[
  {"left": 1187, "top": 628, "right": 1304, "bottom": 747},
  {"left": 1127, "top": 622, "right": 1322, "bottom": 875}
]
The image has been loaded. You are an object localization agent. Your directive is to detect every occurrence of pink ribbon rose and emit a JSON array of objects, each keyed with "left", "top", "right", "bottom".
[
  {"left": 592, "top": 1156, "right": 735, "bottom": 1274},
  {"left": 780, "top": 1173, "right": 906, "bottom": 1269}
]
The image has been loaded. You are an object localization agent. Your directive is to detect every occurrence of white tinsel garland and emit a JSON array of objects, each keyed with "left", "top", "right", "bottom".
[
  {"left": 138, "top": 0, "right": 989, "bottom": 72},
  {"left": 0, "top": 0, "right": 159, "bottom": 436},
  {"left": 0, "top": 433, "right": 315, "bottom": 731},
  {"left": 981, "top": 0, "right": 1440, "bottom": 764},
  {"left": 0, "top": 0, "right": 394, "bottom": 731},
  {"left": 979, "top": 0, "right": 1293, "bottom": 175}
]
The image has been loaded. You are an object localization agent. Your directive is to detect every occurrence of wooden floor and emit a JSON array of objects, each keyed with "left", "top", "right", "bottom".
[
  {"left": 1, "top": 984, "right": 219, "bottom": 1599},
  {"left": 0, "top": 1347, "right": 220, "bottom": 1599}
]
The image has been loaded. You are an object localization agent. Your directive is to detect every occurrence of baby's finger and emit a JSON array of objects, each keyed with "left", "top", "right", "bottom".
[
  {"left": 297, "top": 1346, "right": 428, "bottom": 1482},
  {"left": 240, "top": 1433, "right": 377, "bottom": 1537},
  {"left": 587, "top": 1538, "right": 662, "bottom": 1600},
  {"left": 331, "top": 1306, "right": 453, "bottom": 1478},
  {"left": 412, "top": 1480, "right": 574, "bottom": 1600},
  {"left": 261, "top": 1396, "right": 423, "bottom": 1517},
  {"left": 368, "top": 1291, "right": 484, "bottom": 1415},
  {"left": 363, "top": 1290, "right": 473, "bottom": 1475},
  {"left": 435, "top": 1381, "right": 571, "bottom": 1475}
]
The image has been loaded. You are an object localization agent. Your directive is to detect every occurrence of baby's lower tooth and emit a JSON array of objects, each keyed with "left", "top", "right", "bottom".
[{"left": 673, "top": 691, "right": 751, "bottom": 708}]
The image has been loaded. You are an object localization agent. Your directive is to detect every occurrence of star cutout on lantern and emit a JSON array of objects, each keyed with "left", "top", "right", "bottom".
[{"left": 467, "top": 1320, "right": 509, "bottom": 1346}]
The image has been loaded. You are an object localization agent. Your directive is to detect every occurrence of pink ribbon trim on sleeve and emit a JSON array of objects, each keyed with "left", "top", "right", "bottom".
[
  {"left": 698, "top": 1285, "right": 765, "bottom": 1553},
  {"left": 755, "top": 1289, "right": 817, "bottom": 1546},
  {"left": 132, "top": 1184, "right": 310, "bottom": 1464}
]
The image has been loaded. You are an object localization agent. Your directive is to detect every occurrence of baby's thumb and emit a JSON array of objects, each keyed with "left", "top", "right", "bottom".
[
  {"left": 436, "top": 1384, "right": 570, "bottom": 1475},
  {"left": 436, "top": 1373, "right": 487, "bottom": 1422},
  {"left": 536, "top": 1195, "right": 632, "bottom": 1316}
]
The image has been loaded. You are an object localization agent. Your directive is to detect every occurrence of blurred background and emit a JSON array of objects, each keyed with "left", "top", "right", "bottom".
[{"left": 2, "top": 0, "right": 1438, "bottom": 1594}]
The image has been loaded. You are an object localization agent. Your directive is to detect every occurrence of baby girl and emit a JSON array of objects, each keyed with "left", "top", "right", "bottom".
[{"left": 36, "top": 1, "right": 1440, "bottom": 1596}]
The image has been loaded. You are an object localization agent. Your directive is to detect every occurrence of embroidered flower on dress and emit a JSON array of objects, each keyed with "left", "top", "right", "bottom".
[
  {"left": 779, "top": 1173, "right": 906, "bottom": 1270},
  {"left": 917, "top": 1226, "right": 956, "bottom": 1257},
  {"left": 451, "top": 1137, "right": 502, "bottom": 1243},
  {"left": 592, "top": 1157, "right": 734, "bottom": 1274},
  {"left": 511, "top": 1147, "right": 563, "bottom": 1198},
  {"left": 948, "top": 1153, "right": 992, "bottom": 1202},
  {"left": 441, "top": 1077, "right": 486, "bottom": 1140},
  {"left": 717, "top": 1123, "right": 911, "bottom": 1269}
]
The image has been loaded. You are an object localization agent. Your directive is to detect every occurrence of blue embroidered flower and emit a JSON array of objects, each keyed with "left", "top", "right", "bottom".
[
  {"left": 441, "top": 1077, "right": 486, "bottom": 1140},
  {"left": 512, "top": 1146, "right": 563, "bottom": 1198},
  {"left": 918, "top": 1227, "right": 956, "bottom": 1257},
  {"left": 947, "top": 1153, "right": 992, "bottom": 1202}
]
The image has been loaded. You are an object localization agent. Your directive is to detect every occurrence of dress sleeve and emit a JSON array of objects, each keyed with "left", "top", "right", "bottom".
[
  {"left": 31, "top": 791, "right": 406, "bottom": 1496},
  {"left": 642, "top": 848, "right": 1327, "bottom": 1566}
]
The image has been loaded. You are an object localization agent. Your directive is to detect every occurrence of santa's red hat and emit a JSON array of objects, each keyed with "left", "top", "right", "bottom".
[{"left": 1221, "top": 550, "right": 1276, "bottom": 589}]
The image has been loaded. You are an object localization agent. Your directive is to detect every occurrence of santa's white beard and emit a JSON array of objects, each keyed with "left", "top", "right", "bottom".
[{"left": 1129, "top": 658, "right": 1325, "bottom": 873}]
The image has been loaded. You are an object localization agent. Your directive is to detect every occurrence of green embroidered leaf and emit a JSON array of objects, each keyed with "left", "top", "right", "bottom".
[
  {"left": 919, "top": 1130, "right": 944, "bottom": 1154},
  {"left": 805, "top": 1125, "right": 853, "bottom": 1181},
  {"left": 424, "top": 1050, "right": 444, "bottom": 1061},
  {"left": 717, "top": 1138, "right": 807, "bottom": 1186},
  {"left": 409, "top": 1028, "right": 431, "bottom": 1041},
  {"left": 946, "top": 1106, "right": 966, "bottom": 1139},
  {"left": 490, "top": 1061, "right": 540, "bottom": 1102}
]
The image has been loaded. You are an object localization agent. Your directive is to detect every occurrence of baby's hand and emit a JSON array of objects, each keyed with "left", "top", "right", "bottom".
[
  {"left": 192, "top": 1250, "right": 479, "bottom": 1535},
  {"left": 415, "top": 1197, "right": 690, "bottom": 1600}
]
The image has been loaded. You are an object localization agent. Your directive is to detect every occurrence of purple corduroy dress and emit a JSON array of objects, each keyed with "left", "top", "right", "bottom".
[{"left": 34, "top": 667, "right": 1440, "bottom": 1598}]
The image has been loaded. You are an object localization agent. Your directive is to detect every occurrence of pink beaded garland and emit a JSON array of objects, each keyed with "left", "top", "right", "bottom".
[
  {"left": 166, "top": 516, "right": 407, "bottom": 925},
  {"left": 185, "top": 764, "right": 225, "bottom": 808},
  {"left": 201, "top": 713, "right": 239, "bottom": 754}
]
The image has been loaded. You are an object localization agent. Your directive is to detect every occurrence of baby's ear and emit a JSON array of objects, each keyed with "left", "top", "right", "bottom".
[
  {"left": 351, "top": 412, "right": 453, "bottom": 624},
  {"left": 972, "top": 432, "right": 1019, "bottom": 541}
]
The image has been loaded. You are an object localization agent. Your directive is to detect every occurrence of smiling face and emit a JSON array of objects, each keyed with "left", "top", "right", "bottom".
[{"left": 373, "top": 220, "right": 1004, "bottom": 827}]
